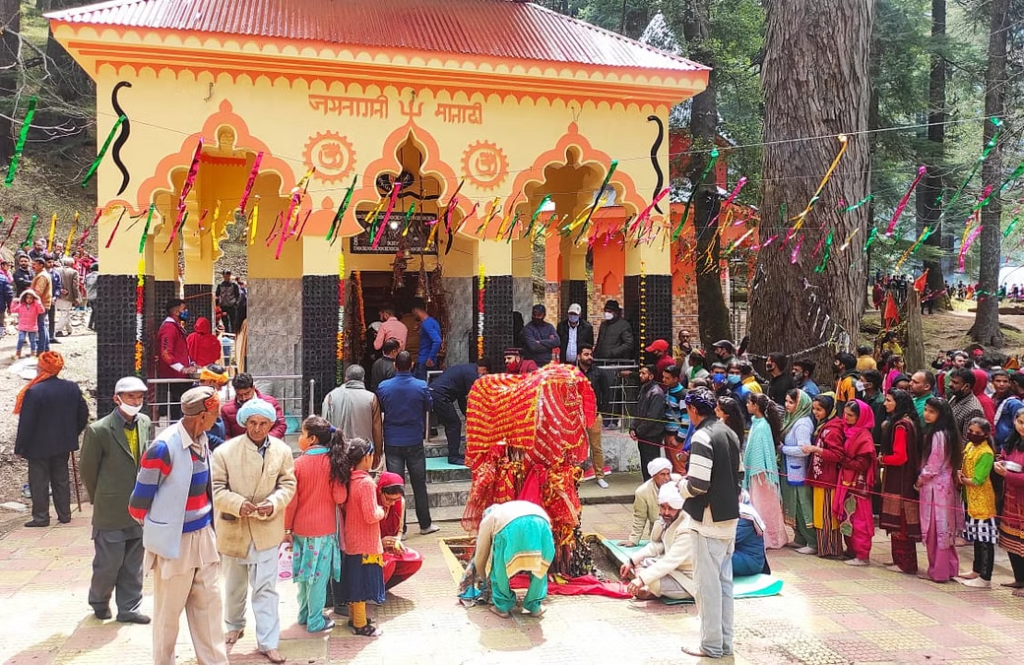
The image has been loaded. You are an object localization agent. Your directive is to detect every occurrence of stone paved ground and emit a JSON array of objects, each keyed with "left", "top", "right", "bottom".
[{"left": 1, "top": 502, "right": 1021, "bottom": 665}]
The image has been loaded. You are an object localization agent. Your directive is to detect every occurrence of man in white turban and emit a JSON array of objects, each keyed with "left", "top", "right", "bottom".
[
  {"left": 211, "top": 397, "right": 296, "bottom": 664},
  {"left": 618, "top": 482, "right": 694, "bottom": 600},
  {"left": 619, "top": 458, "right": 682, "bottom": 547}
]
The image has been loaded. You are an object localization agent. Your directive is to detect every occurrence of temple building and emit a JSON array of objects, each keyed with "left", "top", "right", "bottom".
[{"left": 47, "top": 0, "right": 709, "bottom": 411}]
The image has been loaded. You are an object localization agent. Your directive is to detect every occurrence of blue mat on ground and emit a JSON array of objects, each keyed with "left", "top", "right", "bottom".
[{"left": 599, "top": 537, "right": 784, "bottom": 604}]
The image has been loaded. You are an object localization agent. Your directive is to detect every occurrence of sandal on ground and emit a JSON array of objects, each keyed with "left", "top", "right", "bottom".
[
  {"left": 347, "top": 617, "right": 374, "bottom": 628},
  {"left": 489, "top": 605, "right": 510, "bottom": 618},
  {"left": 259, "top": 649, "right": 286, "bottom": 663},
  {"left": 352, "top": 623, "right": 383, "bottom": 637},
  {"left": 1000, "top": 581, "right": 1024, "bottom": 589},
  {"left": 225, "top": 629, "right": 244, "bottom": 645}
]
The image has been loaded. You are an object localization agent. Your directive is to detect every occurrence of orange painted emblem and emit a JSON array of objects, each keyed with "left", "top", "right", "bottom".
[
  {"left": 304, "top": 131, "right": 356, "bottom": 183},
  {"left": 461, "top": 140, "right": 507, "bottom": 190}
]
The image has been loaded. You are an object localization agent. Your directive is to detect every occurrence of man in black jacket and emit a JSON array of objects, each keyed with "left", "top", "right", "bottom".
[
  {"left": 430, "top": 360, "right": 489, "bottom": 465},
  {"left": 557, "top": 303, "right": 594, "bottom": 365},
  {"left": 12, "top": 253, "right": 34, "bottom": 296},
  {"left": 215, "top": 270, "right": 241, "bottom": 333},
  {"left": 595, "top": 300, "right": 634, "bottom": 426},
  {"left": 370, "top": 337, "right": 399, "bottom": 392},
  {"left": 578, "top": 345, "right": 610, "bottom": 487},
  {"left": 522, "top": 304, "right": 560, "bottom": 366},
  {"left": 765, "top": 352, "right": 794, "bottom": 404},
  {"left": 630, "top": 365, "right": 667, "bottom": 481},
  {"left": 14, "top": 351, "right": 90, "bottom": 527}
]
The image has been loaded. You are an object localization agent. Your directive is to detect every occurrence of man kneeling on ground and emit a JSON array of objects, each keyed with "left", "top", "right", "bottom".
[
  {"left": 619, "top": 483, "right": 694, "bottom": 600},
  {"left": 619, "top": 458, "right": 681, "bottom": 547}
]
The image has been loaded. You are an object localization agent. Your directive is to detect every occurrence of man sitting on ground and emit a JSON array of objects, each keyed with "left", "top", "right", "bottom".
[
  {"left": 618, "top": 483, "right": 694, "bottom": 601},
  {"left": 619, "top": 458, "right": 681, "bottom": 547}
]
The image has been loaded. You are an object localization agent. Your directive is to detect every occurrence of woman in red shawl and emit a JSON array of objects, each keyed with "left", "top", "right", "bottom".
[
  {"left": 837, "top": 399, "right": 877, "bottom": 567},
  {"left": 377, "top": 472, "right": 424, "bottom": 589},
  {"left": 186, "top": 316, "right": 222, "bottom": 367},
  {"left": 971, "top": 369, "right": 996, "bottom": 423}
]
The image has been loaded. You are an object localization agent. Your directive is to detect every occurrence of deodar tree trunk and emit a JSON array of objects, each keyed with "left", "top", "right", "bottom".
[
  {"left": 748, "top": 0, "right": 874, "bottom": 380},
  {"left": 918, "top": 0, "right": 947, "bottom": 304},
  {"left": 682, "top": 0, "right": 731, "bottom": 349},
  {"left": 969, "top": 0, "right": 1008, "bottom": 347}
]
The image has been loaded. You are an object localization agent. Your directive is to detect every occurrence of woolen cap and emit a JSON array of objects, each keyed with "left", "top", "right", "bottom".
[{"left": 181, "top": 386, "right": 218, "bottom": 416}]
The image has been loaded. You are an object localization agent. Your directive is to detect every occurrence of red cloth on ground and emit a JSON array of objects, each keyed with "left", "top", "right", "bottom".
[
  {"left": 186, "top": 317, "right": 222, "bottom": 367},
  {"left": 510, "top": 573, "right": 630, "bottom": 599},
  {"left": 383, "top": 548, "right": 423, "bottom": 589}
]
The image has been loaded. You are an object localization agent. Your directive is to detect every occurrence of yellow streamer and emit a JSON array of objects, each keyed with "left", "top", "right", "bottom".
[
  {"left": 364, "top": 198, "right": 388, "bottom": 229},
  {"left": 792, "top": 134, "right": 849, "bottom": 231},
  {"left": 839, "top": 227, "right": 860, "bottom": 251},
  {"left": 248, "top": 204, "right": 260, "bottom": 245},
  {"left": 47, "top": 213, "right": 57, "bottom": 251},
  {"left": 65, "top": 212, "right": 80, "bottom": 253}
]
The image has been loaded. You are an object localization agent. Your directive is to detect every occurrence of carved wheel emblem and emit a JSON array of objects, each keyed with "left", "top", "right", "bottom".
[
  {"left": 462, "top": 140, "right": 508, "bottom": 190},
  {"left": 304, "top": 131, "right": 356, "bottom": 183}
]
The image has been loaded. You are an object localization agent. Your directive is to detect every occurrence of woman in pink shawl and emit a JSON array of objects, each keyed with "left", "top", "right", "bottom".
[
  {"left": 836, "top": 399, "right": 877, "bottom": 566},
  {"left": 377, "top": 472, "right": 424, "bottom": 589},
  {"left": 917, "top": 397, "right": 965, "bottom": 582}
]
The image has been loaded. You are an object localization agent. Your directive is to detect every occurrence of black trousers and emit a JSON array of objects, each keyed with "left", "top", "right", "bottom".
[
  {"left": 47, "top": 303, "right": 56, "bottom": 341},
  {"left": 27, "top": 453, "right": 71, "bottom": 523},
  {"left": 219, "top": 305, "right": 236, "bottom": 333},
  {"left": 385, "top": 444, "right": 432, "bottom": 530},
  {"left": 432, "top": 395, "right": 464, "bottom": 460},
  {"left": 89, "top": 527, "right": 145, "bottom": 615},
  {"left": 1009, "top": 551, "right": 1024, "bottom": 584},
  {"left": 637, "top": 436, "right": 662, "bottom": 481},
  {"left": 972, "top": 540, "right": 995, "bottom": 581}
]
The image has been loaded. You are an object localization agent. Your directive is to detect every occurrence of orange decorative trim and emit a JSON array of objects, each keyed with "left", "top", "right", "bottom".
[
  {"left": 108, "top": 100, "right": 298, "bottom": 219},
  {"left": 62, "top": 38, "right": 706, "bottom": 107}
]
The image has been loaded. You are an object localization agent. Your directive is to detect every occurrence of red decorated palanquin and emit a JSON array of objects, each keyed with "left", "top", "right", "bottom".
[{"left": 462, "top": 363, "right": 597, "bottom": 572}]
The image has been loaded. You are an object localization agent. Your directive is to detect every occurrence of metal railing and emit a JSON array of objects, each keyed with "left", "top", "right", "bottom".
[
  {"left": 146, "top": 375, "right": 313, "bottom": 440},
  {"left": 594, "top": 360, "right": 640, "bottom": 432}
]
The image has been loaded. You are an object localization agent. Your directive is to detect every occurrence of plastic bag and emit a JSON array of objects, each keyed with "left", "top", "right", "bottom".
[{"left": 277, "top": 543, "right": 293, "bottom": 581}]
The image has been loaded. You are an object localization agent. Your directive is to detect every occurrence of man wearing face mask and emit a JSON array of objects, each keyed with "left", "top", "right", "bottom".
[
  {"left": 711, "top": 340, "right": 736, "bottom": 366},
  {"left": 80, "top": 377, "right": 152, "bottom": 624},
  {"left": 522, "top": 304, "right": 560, "bottom": 366},
  {"left": 710, "top": 363, "right": 729, "bottom": 398},
  {"left": 947, "top": 368, "right": 985, "bottom": 439},
  {"left": 791, "top": 360, "right": 819, "bottom": 397},
  {"left": 765, "top": 352, "right": 794, "bottom": 404},
  {"left": 557, "top": 303, "right": 593, "bottom": 365},
  {"left": 157, "top": 299, "right": 197, "bottom": 419}
]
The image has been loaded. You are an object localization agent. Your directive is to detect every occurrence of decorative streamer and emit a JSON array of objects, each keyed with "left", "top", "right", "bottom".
[
  {"left": 839, "top": 227, "right": 860, "bottom": 251},
  {"left": 810, "top": 230, "right": 827, "bottom": 258},
  {"left": 885, "top": 166, "right": 927, "bottom": 236},
  {"left": 21, "top": 214, "right": 38, "bottom": 250},
  {"left": 958, "top": 225, "right": 983, "bottom": 272},
  {"left": 163, "top": 208, "right": 191, "bottom": 253},
  {"left": 477, "top": 198, "right": 502, "bottom": 235},
  {"left": 976, "top": 159, "right": 1024, "bottom": 211},
  {"left": 894, "top": 225, "right": 934, "bottom": 271},
  {"left": 336, "top": 250, "right": 346, "bottom": 385},
  {"left": 137, "top": 204, "right": 155, "bottom": 254},
  {"left": 327, "top": 176, "right": 357, "bottom": 245},
  {"left": 496, "top": 193, "right": 520, "bottom": 240},
  {"left": 1004, "top": 218, "right": 1020, "bottom": 239},
  {"left": 401, "top": 202, "right": 418, "bottom": 237},
  {"left": 238, "top": 152, "right": 264, "bottom": 213},
  {"left": 709, "top": 177, "right": 748, "bottom": 228},
  {"left": 792, "top": 134, "right": 849, "bottom": 231},
  {"left": 65, "top": 212, "right": 80, "bottom": 252},
  {"left": 110, "top": 81, "right": 133, "bottom": 196},
  {"left": 790, "top": 235, "right": 803, "bottom": 264},
  {"left": 724, "top": 227, "right": 755, "bottom": 254},
  {"left": 477, "top": 264, "right": 485, "bottom": 360},
  {"left": 295, "top": 210, "right": 314, "bottom": 239},
  {"left": 813, "top": 231, "right": 834, "bottom": 273},
  {"left": 943, "top": 118, "right": 1002, "bottom": 213},
  {"left": 0, "top": 214, "right": 17, "bottom": 249},
  {"left": 863, "top": 227, "right": 879, "bottom": 252},
  {"left": 673, "top": 148, "right": 718, "bottom": 241},
  {"left": 46, "top": 213, "right": 57, "bottom": 252},
  {"left": 574, "top": 161, "right": 618, "bottom": 242},
  {"left": 104, "top": 208, "right": 126, "bottom": 248},
  {"left": 626, "top": 187, "right": 669, "bottom": 237},
  {"left": 134, "top": 256, "right": 145, "bottom": 376},
  {"left": 81, "top": 115, "right": 126, "bottom": 187},
  {"left": 370, "top": 183, "right": 403, "bottom": 250},
  {"left": 248, "top": 205, "right": 260, "bottom": 245},
  {"left": 282, "top": 167, "right": 315, "bottom": 242},
  {"left": 5, "top": 97, "right": 37, "bottom": 187},
  {"left": 841, "top": 194, "right": 873, "bottom": 213},
  {"left": 195, "top": 208, "right": 209, "bottom": 235}
]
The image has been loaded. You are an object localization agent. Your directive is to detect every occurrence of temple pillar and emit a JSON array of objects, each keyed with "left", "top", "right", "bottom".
[
  {"left": 301, "top": 235, "right": 340, "bottom": 416},
  {"left": 559, "top": 234, "right": 588, "bottom": 320},
  {"left": 476, "top": 240, "right": 514, "bottom": 365},
  {"left": 624, "top": 238, "right": 672, "bottom": 366}
]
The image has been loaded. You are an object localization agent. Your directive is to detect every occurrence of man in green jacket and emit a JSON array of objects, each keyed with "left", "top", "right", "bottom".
[{"left": 79, "top": 376, "right": 152, "bottom": 624}]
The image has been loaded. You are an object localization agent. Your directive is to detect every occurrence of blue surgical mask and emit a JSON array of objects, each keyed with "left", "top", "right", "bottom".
[
  {"left": 712, "top": 372, "right": 725, "bottom": 383},
  {"left": 179, "top": 309, "right": 190, "bottom": 321},
  {"left": 568, "top": 314, "right": 580, "bottom": 324},
  {"left": 727, "top": 374, "right": 741, "bottom": 385}
]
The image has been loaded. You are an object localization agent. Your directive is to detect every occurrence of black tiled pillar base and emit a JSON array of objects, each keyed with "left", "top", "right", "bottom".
[
  {"left": 560, "top": 280, "right": 588, "bottom": 318},
  {"left": 96, "top": 274, "right": 144, "bottom": 415},
  {"left": 302, "top": 275, "right": 340, "bottom": 417},
  {"left": 475, "top": 274, "right": 514, "bottom": 366},
  {"left": 184, "top": 283, "right": 213, "bottom": 332},
  {"left": 625, "top": 274, "right": 673, "bottom": 366}
]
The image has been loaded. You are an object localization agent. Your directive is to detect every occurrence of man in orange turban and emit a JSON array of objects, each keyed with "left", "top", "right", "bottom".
[{"left": 14, "top": 351, "right": 90, "bottom": 527}]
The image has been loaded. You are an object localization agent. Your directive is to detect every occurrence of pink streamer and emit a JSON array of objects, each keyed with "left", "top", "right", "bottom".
[
  {"left": 76, "top": 209, "right": 101, "bottom": 250},
  {"left": 370, "top": 183, "right": 403, "bottom": 249},
  {"left": 790, "top": 235, "right": 803, "bottom": 264},
  {"left": 628, "top": 188, "right": 670, "bottom": 235},
  {"left": 708, "top": 177, "right": 748, "bottom": 228},
  {"left": 810, "top": 232, "right": 827, "bottom": 258},
  {"left": 238, "top": 152, "right": 264, "bottom": 213},
  {"left": 885, "top": 165, "right": 926, "bottom": 236},
  {"left": 958, "top": 225, "right": 983, "bottom": 271}
]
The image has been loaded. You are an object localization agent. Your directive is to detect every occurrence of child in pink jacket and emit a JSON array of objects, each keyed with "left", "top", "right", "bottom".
[
  {"left": 11, "top": 289, "right": 45, "bottom": 358},
  {"left": 337, "top": 438, "right": 385, "bottom": 637}
]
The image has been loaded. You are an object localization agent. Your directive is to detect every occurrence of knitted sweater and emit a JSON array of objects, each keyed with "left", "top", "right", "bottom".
[
  {"left": 344, "top": 470, "right": 385, "bottom": 555},
  {"left": 285, "top": 450, "right": 348, "bottom": 539}
]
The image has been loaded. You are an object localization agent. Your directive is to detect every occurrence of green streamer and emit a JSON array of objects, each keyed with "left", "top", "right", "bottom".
[
  {"left": 863, "top": 227, "right": 879, "bottom": 252},
  {"left": 81, "top": 115, "right": 127, "bottom": 187},
  {"left": 524, "top": 194, "right": 551, "bottom": 239},
  {"left": 813, "top": 231, "right": 833, "bottom": 273},
  {"left": 20, "top": 214, "right": 38, "bottom": 249},
  {"left": 326, "top": 176, "right": 357, "bottom": 244},
  {"left": 944, "top": 117, "right": 1002, "bottom": 213},
  {"left": 978, "top": 159, "right": 1024, "bottom": 210},
  {"left": 842, "top": 194, "right": 873, "bottom": 213},
  {"left": 573, "top": 160, "right": 618, "bottom": 244},
  {"left": 1004, "top": 218, "right": 1020, "bottom": 239},
  {"left": 138, "top": 204, "right": 155, "bottom": 254},
  {"left": 673, "top": 149, "right": 718, "bottom": 241},
  {"left": 5, "top": 97, "right": 38, "bottom": 187},
  {"left": 400, "top": 202, "right": 417, "bottom": 236}
]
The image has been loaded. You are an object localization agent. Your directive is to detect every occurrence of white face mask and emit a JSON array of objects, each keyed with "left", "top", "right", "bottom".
[
  {"left": 118, "top": 402, "right": 143, "bottom": 418},
  {"left": 604, "top": 312, "right": 614, "bottom": 321}
]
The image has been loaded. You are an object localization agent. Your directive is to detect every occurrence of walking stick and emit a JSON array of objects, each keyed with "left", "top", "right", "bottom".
[{"left": 70, "top": 452, "right": 83, "bottom": 513}]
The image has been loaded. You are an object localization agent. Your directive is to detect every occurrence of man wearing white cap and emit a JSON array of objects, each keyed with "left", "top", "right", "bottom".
[
  {"left": 619, "top": 482, "right": 694, "bottom": 600},
  {"left": 557, "top": 302, "right": 594, "bottom": 365},
  {"left": 619, "top": 458, "right": 682, "bottom": 547},
  {"left": 212, "top": 397, "right": 296, "bottom": 664},
  {"left": 80, "top": 376, "right": 152, "bottom": 623}
]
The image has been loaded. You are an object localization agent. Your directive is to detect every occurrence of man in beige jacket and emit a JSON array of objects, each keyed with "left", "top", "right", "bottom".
[
  {"left": 619, "top": 482, "right": 694, "bottom": 600},
  {"left": 211, "top": 398, "right": 296, "bottom": 664},
  {"left": 619, "top": 458, "right": 682, "bottom": 547}
]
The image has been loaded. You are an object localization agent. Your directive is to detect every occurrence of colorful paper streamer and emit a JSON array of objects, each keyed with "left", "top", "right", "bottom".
[
  {"left": 327, "top": 176, "right": 357, "bottom": 245},
  {"left": 81, "top": 115, "right": 127, "bottom": 187},
  {"left": 886, "top": 166, "right": 927, "bottom": 236},
  {"left": 793, "top": 135, "right": 848, "bottom": 231},
  {"left": 5, "top": 97, "right": 37, "bottom": 187},
  {"left": 238, "top": 152, "right": 264, "bottom": 213},
  {"left": 673, "top": 148, "right": 718, "bottom": 241}
]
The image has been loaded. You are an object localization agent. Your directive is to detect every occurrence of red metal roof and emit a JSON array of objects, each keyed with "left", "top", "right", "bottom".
[{"left": 47, "top": 0, "right": 707, "bottom": 73}]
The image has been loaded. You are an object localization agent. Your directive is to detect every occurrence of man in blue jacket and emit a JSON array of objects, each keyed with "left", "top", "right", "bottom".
[
  {"left": 411, "top": 300, "right": 442, "bottom": 381},
  {"left": 430, "top": 360, "right": 489, "bottom": 466},
  {"left": 522, "top": 303, "right": 560, "bottom": 366},
  {"left": 378, "top": 351, "right": 437, "bottom": 534}
]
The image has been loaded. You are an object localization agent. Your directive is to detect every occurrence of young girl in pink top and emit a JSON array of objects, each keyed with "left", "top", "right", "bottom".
[
  {"left": 337, "top": 438, "right": 385, "bottom": 637},
  {"left": 11, "top": 289, "right": 45, "bottom": 358}
]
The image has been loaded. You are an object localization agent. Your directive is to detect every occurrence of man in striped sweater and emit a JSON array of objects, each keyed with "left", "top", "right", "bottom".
[
  {"left": 129, "top": 386, "right": 228, "bottom": 665},
  {"left": 676, "top": 387, "right": 742, "bottom": 660}
]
